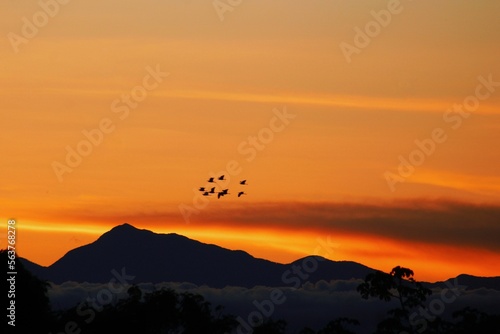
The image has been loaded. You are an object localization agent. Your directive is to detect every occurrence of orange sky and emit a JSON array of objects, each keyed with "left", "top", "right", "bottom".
[{"left": 1, "top": 0, "right": 500, "bottom": 282}]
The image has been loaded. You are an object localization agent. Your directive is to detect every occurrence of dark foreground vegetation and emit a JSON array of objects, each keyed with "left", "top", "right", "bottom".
[{"left": 2, "top": 250, "right": 499, "bottom": 334}]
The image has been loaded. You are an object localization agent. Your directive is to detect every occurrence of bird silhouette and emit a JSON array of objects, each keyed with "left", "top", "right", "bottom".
[{"left": 198, "top": 175, "right": 248, "bottom": 199}]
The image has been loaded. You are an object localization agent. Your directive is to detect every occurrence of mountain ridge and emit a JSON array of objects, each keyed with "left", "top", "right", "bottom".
[{"left": 19, "top": 224, "right": 500, "bottom": 290}]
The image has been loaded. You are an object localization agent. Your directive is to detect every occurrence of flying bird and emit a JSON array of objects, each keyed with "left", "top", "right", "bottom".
[{"left": 198, "top": 175, "right": 248, "bottom": 199}]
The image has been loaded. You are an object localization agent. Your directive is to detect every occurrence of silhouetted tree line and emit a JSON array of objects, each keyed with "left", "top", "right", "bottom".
[
  {"left": 53, "top": 287, "right": 238, "bottom": 334},
  {"left": 2, "top": 249, "right": 499, "bottom": 334}
]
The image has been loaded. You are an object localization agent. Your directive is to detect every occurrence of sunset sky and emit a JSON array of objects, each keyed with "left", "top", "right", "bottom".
[{"left": 1, "top": 0, "right": 500, "bottom": 282}]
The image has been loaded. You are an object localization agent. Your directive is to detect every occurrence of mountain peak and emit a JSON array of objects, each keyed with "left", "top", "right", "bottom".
[
  {"left": 103, "top": 224, "right": 186, "bottom": 241},
  {"left": 110, "top": 223, "right": 139, "bottom": 232},
  {"left": 96, "top": 223, "right": 155, "bottom": 244}
]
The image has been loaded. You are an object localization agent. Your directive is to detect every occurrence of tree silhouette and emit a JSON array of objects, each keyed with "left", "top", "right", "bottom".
[
  {"left": 447, "top": 307, "right": 500, "bottom": 334},
  {"left": 52, "top": 287, "right": 237, "bottom": 334},
  {"left": 141, "top": 288, "right": 179, "bottom": 332},
  {"left": 179, "top": 291, "right": 236, "bottom": 333},
  {"left": 357, "top": 266, "right": 431, "bottom": 334},
  {"left": 253, "top": 318, "right": 287, "bottom": 334},
  {"left": 318, "top": 317, "right": 360, "bottom": 334},
  {"left": 299, "top": 317, "right": 359, "bottom": 334}
]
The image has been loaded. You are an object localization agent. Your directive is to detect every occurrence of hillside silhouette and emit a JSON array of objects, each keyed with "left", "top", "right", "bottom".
[{"left": 22, "top": 223, "right": 375, "bottom": 287}]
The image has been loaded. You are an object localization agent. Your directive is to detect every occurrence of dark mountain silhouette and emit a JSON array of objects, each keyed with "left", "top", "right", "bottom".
[
  {"left": 437, "top": 274, "right": 500, "bottom": 291},
  {"left": 21, "top": 224, "right": 375, "bottom": 288},
  {"left": 19, "top": 256, "right": 47, "bottom": 276},
  {"left": 19, "top": 224, "right": 500, "bottom": 290}
]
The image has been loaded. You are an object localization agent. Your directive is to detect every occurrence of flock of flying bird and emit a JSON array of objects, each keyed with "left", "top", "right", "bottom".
[{"left": 198, "top": 175, "right": 247, "bottom": 199}]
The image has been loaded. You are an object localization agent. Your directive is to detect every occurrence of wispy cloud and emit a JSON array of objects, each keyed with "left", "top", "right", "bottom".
[
  {"left": 409, "top": 171, "right": 500, "bottom": 196},
  {"left": 35, "top": 199, "right": 500, "bottom": 253},
  {"left": 215, "top": 200, "right": 500, "bottom": 252},
  {"left": 161, "top": 90, "right": 500, "bottom": 114}
]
